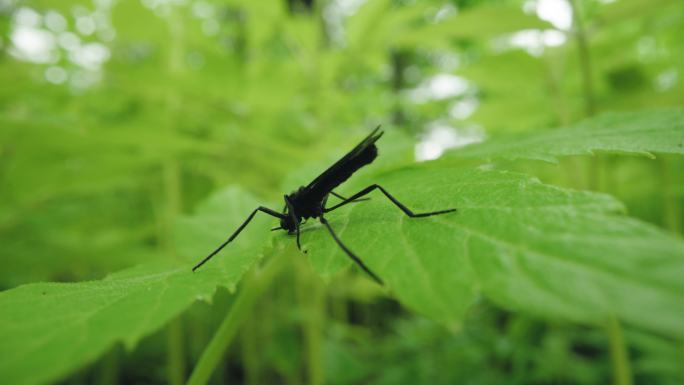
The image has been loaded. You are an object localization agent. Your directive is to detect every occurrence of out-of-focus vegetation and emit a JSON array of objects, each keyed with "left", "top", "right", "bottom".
[{"left": 1, "top": 0, "right": 683, "bottom": 384}]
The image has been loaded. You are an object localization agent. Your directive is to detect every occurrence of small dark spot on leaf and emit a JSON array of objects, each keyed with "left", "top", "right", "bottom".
[{"left": 42, "top": 291, "right": 46, "bottom": 295}]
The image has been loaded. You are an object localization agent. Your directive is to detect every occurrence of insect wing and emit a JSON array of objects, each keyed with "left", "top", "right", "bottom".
[{"left": 304, "top": 126, "right": 383, "bottom": 199}]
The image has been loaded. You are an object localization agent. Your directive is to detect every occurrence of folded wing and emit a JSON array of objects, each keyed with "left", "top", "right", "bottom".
[{"left": 303, "top": 126, "right": 384, "bottom": 201}]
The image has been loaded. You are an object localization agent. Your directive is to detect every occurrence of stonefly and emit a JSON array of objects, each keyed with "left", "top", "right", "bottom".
[{"left": 192, "top": 126, "right": 457, "bottom": 284}]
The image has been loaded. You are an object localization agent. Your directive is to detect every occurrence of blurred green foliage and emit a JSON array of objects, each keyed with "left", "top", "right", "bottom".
[{"left": 1, "top": 0, "right": 683, "bottom": 384}]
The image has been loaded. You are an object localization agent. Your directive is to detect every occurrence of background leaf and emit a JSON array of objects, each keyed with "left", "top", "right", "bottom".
[{"left": 447, "top": 109, "right": 684, "bottom": 162}]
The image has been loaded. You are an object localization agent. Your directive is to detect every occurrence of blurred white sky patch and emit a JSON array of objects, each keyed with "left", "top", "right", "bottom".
[
  {"left": 192, "top": 1, "right": 214, "bottom": 18},
  {"left": 323, "top": 0, "right": 366, "bottom": 45},
  {"left": 10, "top": 7, "right": 59, "bottom": 64},
  {"left": 415, "top": 123, "right": 484, "bottom": 161},
  {"left": 434, "top": 3, "right": 457, "bottom": 22},
  {"left": 10, "top": 26, "right": 58, "bottom": 63},
  {"left": 637, "top": 36, "right": 659, "bottom": 62},
  {"left": 202, "top": 19, "right": 220, "bottom": 36},
  {"left": 76, "top": 15, "right": 97, "bottom": 36},
  {"left": 9, "top": 4, "right": 114, "bottom": 87},
  {"left": 190, "top": 1, "right": 220, "bottom": 37},
  {"left": 15, "top": 6, "right": 41, "bottom": 26},
  {"left": 533, "top": 0, "right": 573, "bottom": 30},
  {"left": 408, "top": 74, "right": 470, "bottom": 103},
  {"left": 45, "top": 66, "right": 68, "bottom": 84},
  {"left": 449, "top": 97, "right": 478, "bottom": 120},
  {"left": 58, "top": 32, "right": 80, "bottom": 51},
  {"left": 142, "top": 0, "right": 188, "bottom": 10},
  {"left": 331, "top": 0, "right": 366, "bottom": 15},
  {"left": 430, "top": 51, "right": 460, "bottom": 71},
  {"left": 506, "top": 29, "right": 566, "bottom": 56},
  {"left": 70, "top": 42, "right": 110, "bottom": 70},
  {"left": 44, "top": 11, "right": 67, "bottom": 33},
  {"left": 656, "top": 68, "right": 678, "bottom": 92},
  {"left": 0, "top": 0, "right": 16, "bottom": 10},
  {"left": 498, "top": 0, "right": 572, "bottom": 56}
]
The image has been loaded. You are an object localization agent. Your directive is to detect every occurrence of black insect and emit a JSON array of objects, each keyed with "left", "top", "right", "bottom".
[{"left": 192, "top": 126, "right": 456, "bottom": 284}]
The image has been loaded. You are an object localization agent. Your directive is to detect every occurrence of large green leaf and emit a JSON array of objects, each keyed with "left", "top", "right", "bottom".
[
  {"left": 292, "top": 165, "right": 684, "bottom": 336},
  {"left": 0, "top": 187, "right": 271, "bottom": 385},
  {"left": 446, "top": 109, "right": 684, "bottom": 162}
]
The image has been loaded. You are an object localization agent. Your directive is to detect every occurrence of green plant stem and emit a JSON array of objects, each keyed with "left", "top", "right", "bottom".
[
  {"left": 544, "top": 54, "right": 571, "bottom": 126},
  {"left": 331, "top": 284, "right": 348, "bottom": 323},
  {"left": 568, "top": 0, "right": 605, "bottom": 192},
  {"left": 186, "top": 255, "right": 285, "bottom": 385},
  {"left": 544, "top": 36, "right": 583, "bottom": 191},
  {"left": 241, "top": 313, "right": 260, "bottom": 385},
  {"left": 164, "top": 7, "right": 186, "bottom": 383},
  {"left": 589, "top": 155, "right": 607, "bottom": 192},
  {"left": 168, "top": 317, "right": 186, "bottom": 385},
  {"left": 297, "top": 265, "right": 325, "bottom": 385},
  {"left": 306, "top": 294, "right": 325, "bottom": 385},
  {"left": 659, "top": 157, "right": 683, "bottom": 234},
  {"left": 390, "top": 49, "right": 409, "bottom": 127},
  {"left": 568, "top": 0, "right": 596, "bottom": 117},
  {"left": 167, "top": 5, "right": 185, "bottom": 76},
  {"left": 97, "top": 345, "right": 119, "bottom": 385},
  {"left": 67, "top": 368, "right": 87, "bottom": 385},
  {"left": 680, "top": 341, "right": 684, "bottom": 384},
  {"left": 162, "top": 160, "right": 185, "bottom": 384},
  {"left": 607, "top": 316, "right": 633, "bottom": 385}
]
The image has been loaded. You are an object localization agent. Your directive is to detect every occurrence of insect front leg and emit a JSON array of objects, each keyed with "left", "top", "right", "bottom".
[
  {"left": 284, "top": 196, "right": 302, "bottom": 250},
  {"left": 324, "top": 184, "right": 456, "bottom": 217},
  {"left": 193, "top": 206, "right": 286, "bottom": 271}
]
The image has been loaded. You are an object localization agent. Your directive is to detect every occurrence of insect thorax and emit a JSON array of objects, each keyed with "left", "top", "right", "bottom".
[{"left": 287, "top": 187, "right": 323, "bottom": 219}]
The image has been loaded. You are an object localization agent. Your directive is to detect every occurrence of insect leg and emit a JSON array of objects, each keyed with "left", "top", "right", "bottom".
[
  {"left": 319, "top": 216, "right": 383, "bottom": 285},
  {"left": 330, "top": 191, "right": 346, "bottom": 200},
  {"left": 330, "top": 191, "right": 369, "bottom": 202},
  {"left": 193, "top": 206, "right": 285, "bottom": 272},
  {"left": 325, "top": 184, "right": 456, "bottom": 217},
  {"left": 283, "top": 196, "right": 302, "bottom": 250}
]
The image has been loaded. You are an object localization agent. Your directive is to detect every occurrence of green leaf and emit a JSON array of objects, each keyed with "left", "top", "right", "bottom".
[
  {"left": 446, "top": 109, "right": 684, "bottom": 162},
  {"left": 292, "top": 165, "right": 684, "bottom": 336},
  {"left": 0, "top": 187, "right": 271, "bottom": 385}
]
